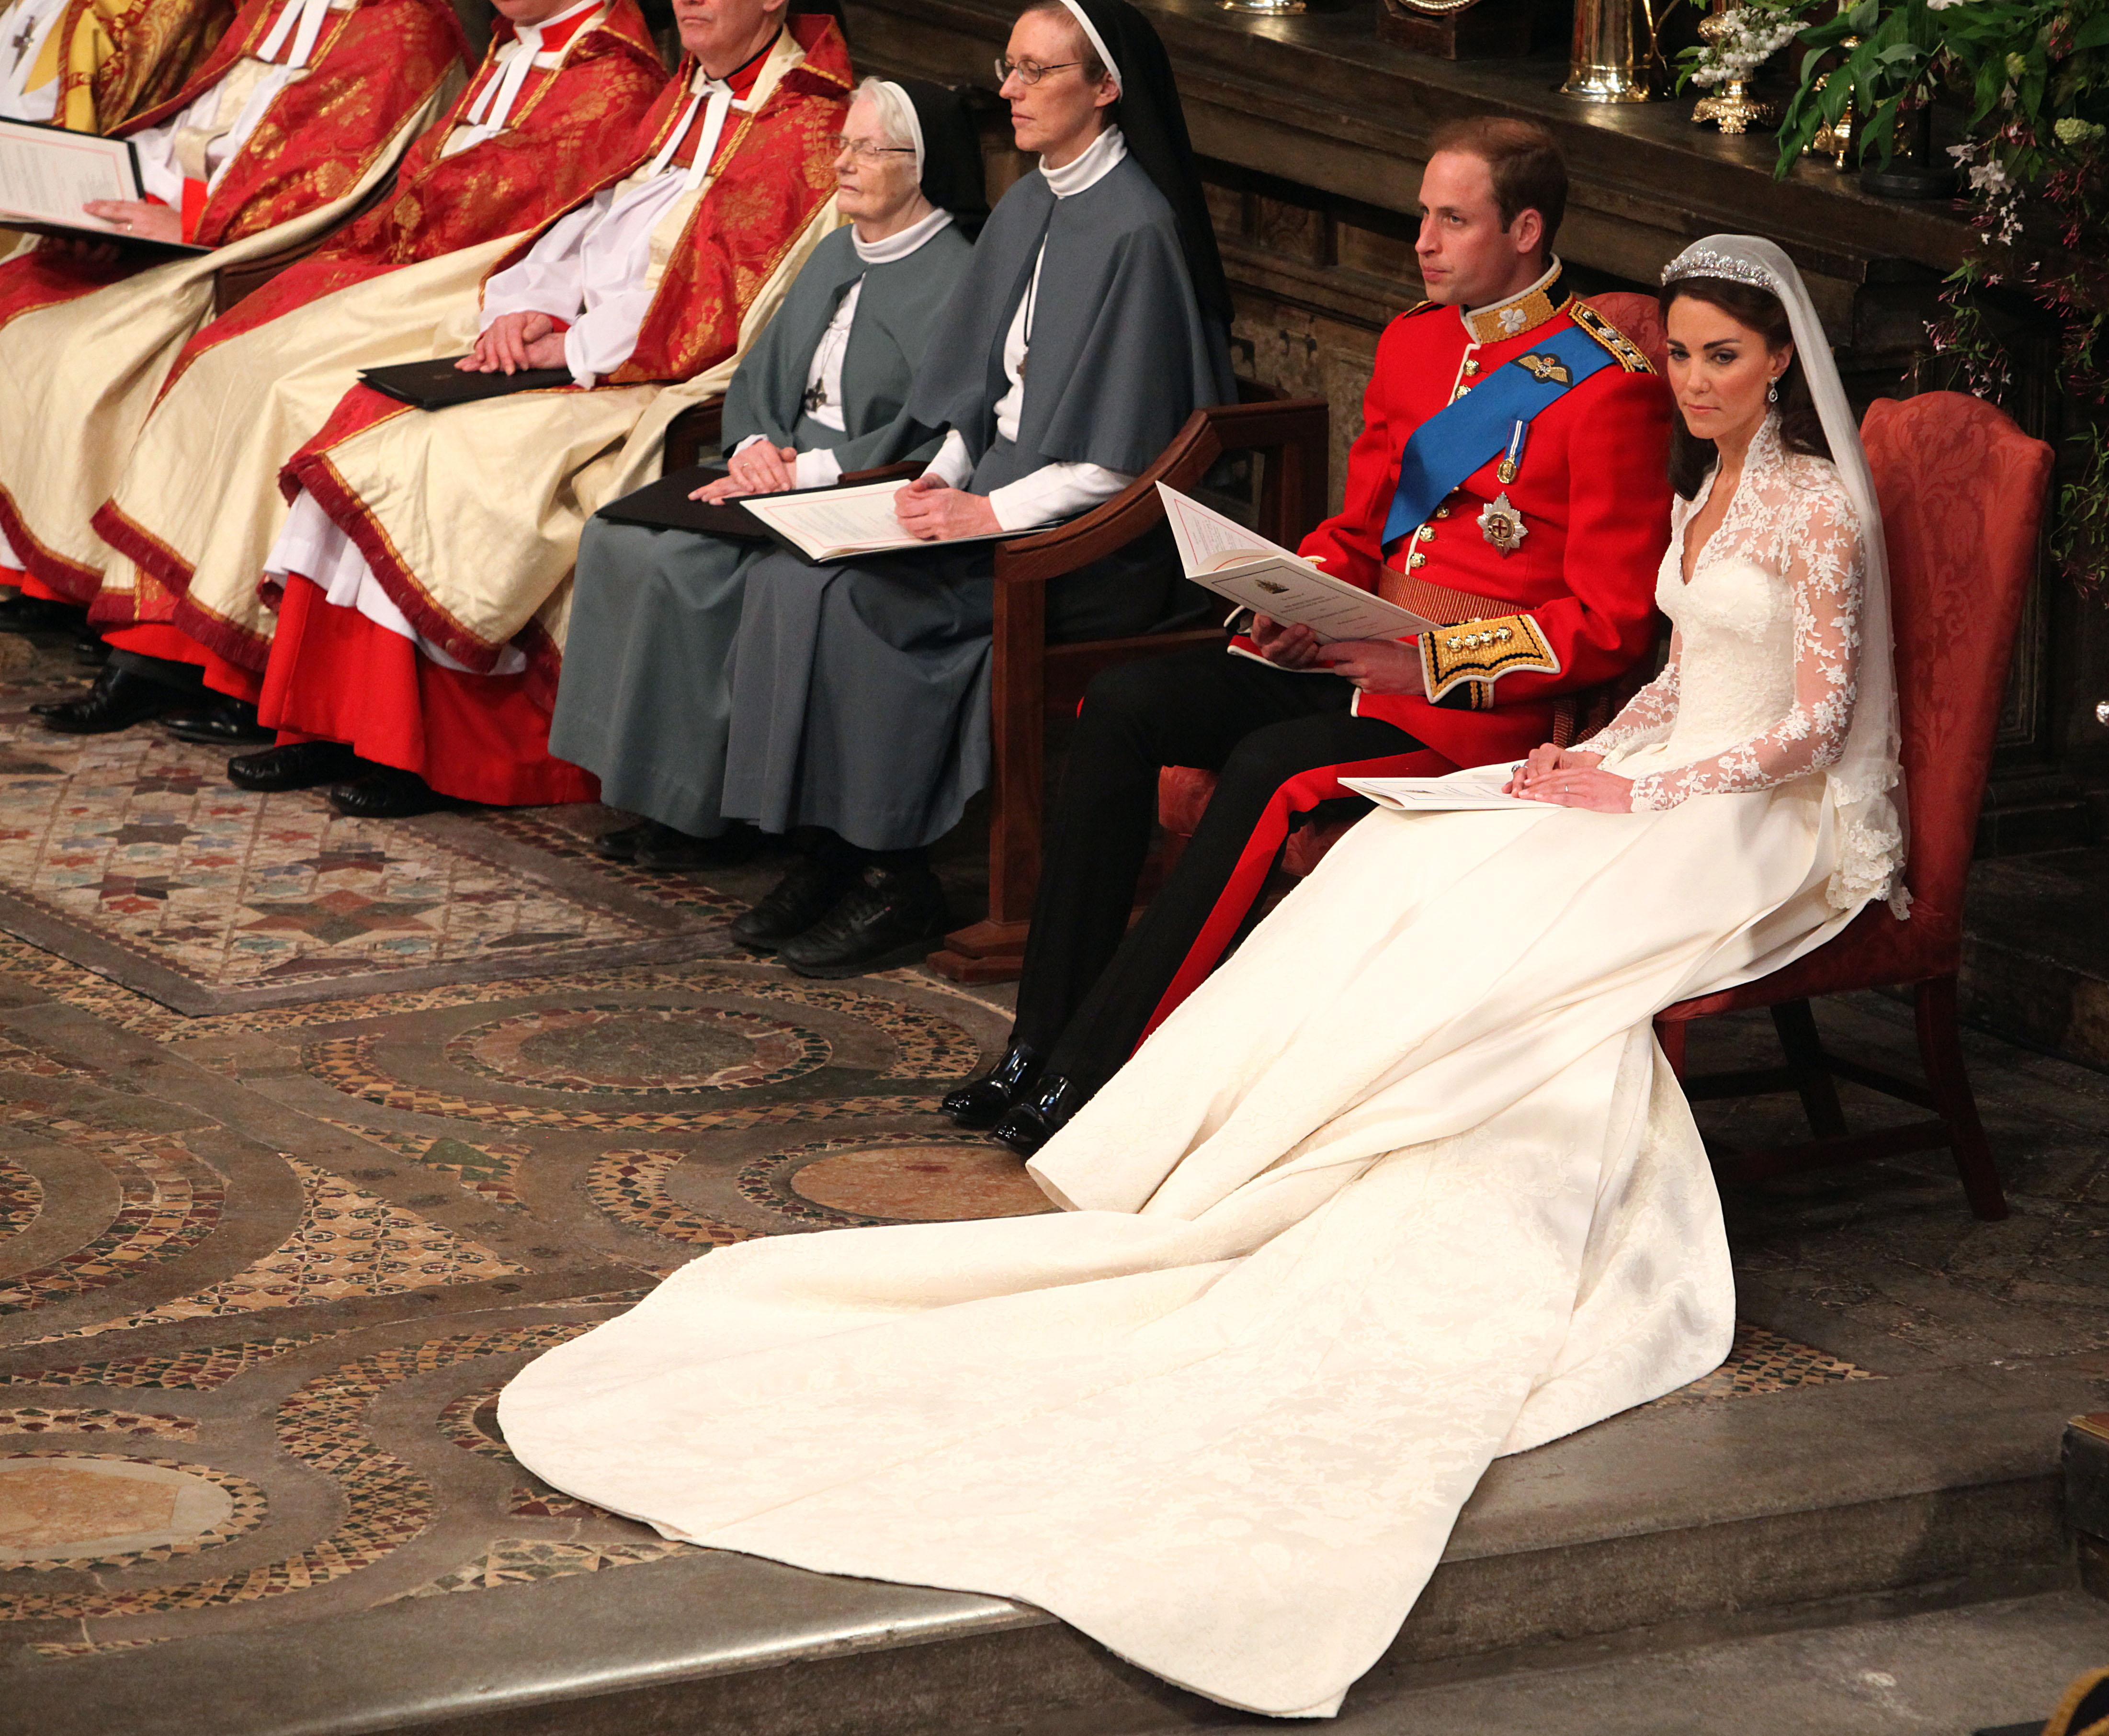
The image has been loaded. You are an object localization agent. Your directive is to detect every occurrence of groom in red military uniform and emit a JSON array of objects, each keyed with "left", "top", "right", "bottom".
[{"left": 948, "top": 114, "right": 1676, "bottom": 1153}]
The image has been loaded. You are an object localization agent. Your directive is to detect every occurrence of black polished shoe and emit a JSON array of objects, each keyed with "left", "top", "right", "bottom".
[
  {"left": 593, "top": 821, "right": 656, "bottom": 861},
  {"left": 633, "top": 820, "right": 760, "bottom": 872},
  {"left": 327, "top": 767, "right": 459, "bottom": 819},
  {"left": 941, "top": 1043, "right": 1046, "bottom": 1129},
  {"left": 991, "top": 1074, "right": 1092, "bottom": 1158},
  {"left": 161, "top": 699, "right": 273, "bottom": 746},
  {"left": 778, "top": 865, "right": 952, "bottom": 980},
  {"left": 34, "top": 665, "right": 187, "bottom": 735},
  {"left": 729, "top": 856, "right": 859, "bottom": 953},
  {"left": 227, "top": 740, "right": 363, "bottom": 792},
  {"left": 0, "top": 593, "right": 84, "bottom": 634}
]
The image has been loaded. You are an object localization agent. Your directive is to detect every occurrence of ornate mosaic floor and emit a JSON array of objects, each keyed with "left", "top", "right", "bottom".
[
  {"left": 0, "top": 634, "right": 2100, "bottom": 1726},
  {"left": 0, "top": 641, "right": 738, "bottom": 1014}
]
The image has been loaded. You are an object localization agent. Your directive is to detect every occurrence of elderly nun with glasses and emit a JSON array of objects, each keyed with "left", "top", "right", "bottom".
[
  {"left": 709, "top": 0, "right": 1237, "bottom": 978},
  {"left": 549, "top": 75, "right": 986, "bottom": 871}
]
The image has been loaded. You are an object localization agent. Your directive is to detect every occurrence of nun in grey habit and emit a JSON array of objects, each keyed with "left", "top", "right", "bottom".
[
  {"left": 717, "top": 0, "right": 1236, "bottom": 978},
  {"left": 548, "top": 77, "right": 986, "bottom": 870}
]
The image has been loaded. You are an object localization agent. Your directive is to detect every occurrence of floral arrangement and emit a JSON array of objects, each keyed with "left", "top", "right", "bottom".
[{"left": 1680, "top": 0, "right": 2109, "bottom": 589}]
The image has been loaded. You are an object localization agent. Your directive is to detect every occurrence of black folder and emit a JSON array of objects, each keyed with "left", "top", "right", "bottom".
[
  {"left": 358, "top": 357, "right": 575, "bottom": 410},
  {"left": 592, "top": 466, "right": 770, "bottom": 538}
]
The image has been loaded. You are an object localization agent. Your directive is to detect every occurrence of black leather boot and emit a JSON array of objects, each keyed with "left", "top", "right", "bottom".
[
  {"left": 941, "top": 1043, "right": 1046, "bottom": 1128},
  {"left": 34, "top": 665, "right": 186, "bottom": 734},
  {"left": 991, "top": 1074, "right": 1093, "bottom": 1158},
  {"left": 776, "top": 863, "right": 952, "bottom": 979}
]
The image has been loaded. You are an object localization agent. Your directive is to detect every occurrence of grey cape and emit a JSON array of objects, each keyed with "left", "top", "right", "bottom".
[
  {"left": 720, "top": 154, "right": 1236, "bottom": 853},
  {"left": 548, "top": 219, "right": 973, "bottom": 837}
]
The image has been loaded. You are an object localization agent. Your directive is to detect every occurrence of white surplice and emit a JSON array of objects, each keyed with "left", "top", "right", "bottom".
[{"left": 499, "top": 417, "right": 1892, "bottom": 1719}]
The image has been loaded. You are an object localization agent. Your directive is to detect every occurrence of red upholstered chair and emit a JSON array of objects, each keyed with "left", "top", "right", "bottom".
[
  {"left": 1154, "top": 291, "right": 1671, "bottom": 883},
  {"left": 1653, "top": 391, "right": 2053, "bottom": 1221}
]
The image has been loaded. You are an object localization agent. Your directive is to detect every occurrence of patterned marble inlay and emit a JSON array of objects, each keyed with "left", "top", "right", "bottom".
[
  {"left": 738, "top": 1136, "right": 1055, "bottom": 1229},
  {"left": 316, "top": 1121, "right": 530, "bottom": 1209},
  {"left": 0, "top": 1407, "right": 197, "bottom": 1440},
  {"left": 1657, "top": 1322, "right": 1878, "bottom": 1404},
  {"left": 446, "top": 1005, "right": 831, "bottom": 1095},
  {"left": 0, "top": 729, "right": 648, "bottom": 993},
  {"left": 394, "top": 1537, "right": 688, "bottom": 1599},
  {"left": 0, "top": 1338, "right": 321, "bottom": 1391},
  {"left": 0, "top": 1325, "right": 589, "bottom": 1620},
  {"left": 0, "top": 1453, "right": 265, "bottom": 1571},
  {"left": 585, "top": 1150, "right": 753, "bottom": 1250},
  {"left": 24, "top": 1159, "right": 523, "bottom": 1345},
  {"left": 0, "top": 1125, "right": 224, "bottom": 1315},
  {"left": 0, "top": 1153, "right": 42, "bottom": 1239}
]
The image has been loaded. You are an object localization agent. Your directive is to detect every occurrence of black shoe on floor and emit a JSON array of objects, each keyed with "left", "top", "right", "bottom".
[
  {"left": 991, "top": 1074, "right": 1092, "bottom": 1158},
  {"left": 162, "top": 699, "right": 273, "bottom": 746},
  {"left": 0, "top": 594, "right": 84, "bottom": 634},
  {"left": 729, "top": 856, "right": 859, "bottom": 953},
  {"left": 328, "top": 767, "right": 458, "bottom": 819},
  {"left": 227, "top": 740, "right": 363, "bottom": 792},
  {"left": 34, "top": 665, "right": 186, "bottom": 735},
  {"left": 778, "top": 864, "right": 952, "bottom": 980},
  {"left": 593, "top": 821, "right": 656, "bottom": 861},
  {"left": 633, "top": 820, "right": 760, "bottom": 871},
  {"left": 941, "top": 1042, "right": 1046, "bottom": 1129}
]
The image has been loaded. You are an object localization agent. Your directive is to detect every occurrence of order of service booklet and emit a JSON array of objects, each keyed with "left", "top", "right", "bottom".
[
  {"left": 1338, "top": 767, "right": 1535, "bottom": 812},
  {"left": 1157, "top": 482, "right": 1437, "bottom": 644},
  {"left": 0, "top": 117, "right": 208, "bottom": 252},
  {"left": 737, "top": 478, "right": 1019, "bottom": 561}
]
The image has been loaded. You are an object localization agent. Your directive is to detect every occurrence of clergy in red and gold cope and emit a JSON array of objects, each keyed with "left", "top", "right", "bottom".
[
  {"left": 0, "top": 0, "right": 232, "bottom": 135},
  {"left": 0, "top": 0, "right": 472, "bottom": 626},
  {"left": 60, "top": 0, "right": 669, "bottom": 741},
  {"left": 219, "top": 0, "right": 852, "bottom": 817},
  {"left": 946, "top": 116, "right": 1678, "bottom": 1155}
]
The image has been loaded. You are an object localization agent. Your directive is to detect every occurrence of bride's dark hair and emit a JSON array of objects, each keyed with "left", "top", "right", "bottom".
[{"left": 1657, "top": 276, "right": 1830, "bottom": 500}]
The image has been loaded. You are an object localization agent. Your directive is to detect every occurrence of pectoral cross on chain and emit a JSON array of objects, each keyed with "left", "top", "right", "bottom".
[
  {"left": 801, "top": 382, "right": 828, "bottom": 414},
  {"left": 8, "top": 21, "right": 38, "bottom": 63}
]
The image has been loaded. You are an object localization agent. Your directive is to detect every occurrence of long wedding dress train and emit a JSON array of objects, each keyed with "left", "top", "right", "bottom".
[{"left": 500, "top": 404, "right": 1896, "bottom": 1717}]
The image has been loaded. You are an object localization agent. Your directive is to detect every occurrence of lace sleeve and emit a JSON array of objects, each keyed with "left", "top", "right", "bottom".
[
  {"left": 1575, "top": 638, "right": 1680, "bottom": 757},
  {"left": 1628, "top": 488, "right": 1863, "bottom": 812}
]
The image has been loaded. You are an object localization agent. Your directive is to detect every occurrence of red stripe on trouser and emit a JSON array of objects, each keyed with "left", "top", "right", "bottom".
[{"left": 1136, "top": 746, "right": 1457, "bottom": 1047}]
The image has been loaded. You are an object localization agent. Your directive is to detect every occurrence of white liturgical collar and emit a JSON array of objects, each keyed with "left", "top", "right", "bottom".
[{"left": 1041, "top": 123, "right": 1124, "bottom": 198}]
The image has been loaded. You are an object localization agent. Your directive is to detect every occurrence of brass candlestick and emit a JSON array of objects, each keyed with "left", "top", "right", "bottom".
[{"left": 1563, "top": 0, "right": 1651, "bottom": 101}]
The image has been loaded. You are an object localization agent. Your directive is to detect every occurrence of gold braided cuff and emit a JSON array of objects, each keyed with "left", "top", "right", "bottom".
[{"left": 1418, "top": 613, "right": 1562, "bottom": 703}]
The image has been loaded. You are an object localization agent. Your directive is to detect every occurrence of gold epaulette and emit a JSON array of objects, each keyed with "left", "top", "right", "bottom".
[
  {"left": 1418, "top": 613, "right": 1562, "bottom": 703},
  {"left": 1570, "top": 302, "right": 1655, "bottom": 374}
]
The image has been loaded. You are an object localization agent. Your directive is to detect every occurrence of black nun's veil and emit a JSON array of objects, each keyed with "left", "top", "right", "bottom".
[
  {"left": 1060, "top": 0, "right": 1230, "bottom": 327},
  {"left": 885, "top": 77, "right": 990, "bottom": 237}
]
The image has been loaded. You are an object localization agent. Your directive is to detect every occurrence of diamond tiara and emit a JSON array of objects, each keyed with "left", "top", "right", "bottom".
[{"left": 1660, "top": 247, "right": 1777, "bottom": 291}]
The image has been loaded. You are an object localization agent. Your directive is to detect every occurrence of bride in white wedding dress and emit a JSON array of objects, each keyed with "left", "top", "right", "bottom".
[{"left": 498, "top": 236, "right": 1907, "bottom": 1719}]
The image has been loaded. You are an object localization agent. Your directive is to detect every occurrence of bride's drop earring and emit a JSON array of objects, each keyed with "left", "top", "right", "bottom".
[{"left": 1768, "top": 379, "right": 1779, "bottom": 404}]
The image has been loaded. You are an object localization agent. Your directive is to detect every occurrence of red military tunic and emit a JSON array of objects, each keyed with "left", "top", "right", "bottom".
[
  {"left": 1240, "top": 267, "right": 1674, "bottom": 768},
  {"left": 1147, "top": 268, "right": 1672, "bottom": 1040}
]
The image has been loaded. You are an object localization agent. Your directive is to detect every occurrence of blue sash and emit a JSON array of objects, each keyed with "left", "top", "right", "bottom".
[{"left": 1381, "top": 323, "right": 1611, "bottom": 547}]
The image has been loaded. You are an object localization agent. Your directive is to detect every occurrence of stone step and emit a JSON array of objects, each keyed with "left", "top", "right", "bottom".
[{"left": 11, "top": 1359, "right": 2094, "bottom": 1736}]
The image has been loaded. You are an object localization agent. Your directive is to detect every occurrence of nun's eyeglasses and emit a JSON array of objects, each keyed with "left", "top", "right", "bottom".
[
  {"left": 830, "top": 136, "right": 917, "bottom": 160},
  {"left": 994, "top": 56, "right": 1082, "bottom": 85}
]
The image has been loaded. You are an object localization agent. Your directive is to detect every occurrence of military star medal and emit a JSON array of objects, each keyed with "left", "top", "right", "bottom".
[{"left": 1478, "top": 492, "right": 1527, "bottom": 556}]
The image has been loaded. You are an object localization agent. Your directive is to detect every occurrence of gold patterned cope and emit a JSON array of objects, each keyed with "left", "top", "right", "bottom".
[{"left": 1418, "top": 612, "right": 1561, "bottom": 704}]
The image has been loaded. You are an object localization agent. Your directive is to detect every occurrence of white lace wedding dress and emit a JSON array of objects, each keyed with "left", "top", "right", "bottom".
[{"left": 500, "top": 416, "right": 1893, "bottom": 1720}]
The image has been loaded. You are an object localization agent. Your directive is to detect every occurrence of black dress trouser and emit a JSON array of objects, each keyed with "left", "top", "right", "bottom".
[{"left": 1011, "top": 645, "right": 1421, "bottom": 1093}]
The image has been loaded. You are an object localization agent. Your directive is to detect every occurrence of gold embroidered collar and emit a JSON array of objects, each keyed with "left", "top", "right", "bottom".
[{"left": 1461, "top": 259, "right": 1567, "bottom": 347}]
